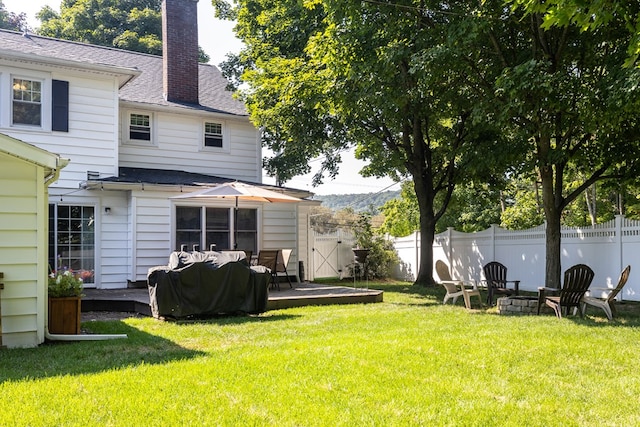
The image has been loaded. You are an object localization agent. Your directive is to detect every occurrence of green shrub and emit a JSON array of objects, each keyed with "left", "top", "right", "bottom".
[{"left": 351, "top": 213, "right": 399, "bottom": 279}]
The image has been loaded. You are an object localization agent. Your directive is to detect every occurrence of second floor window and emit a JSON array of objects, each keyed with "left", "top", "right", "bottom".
[
  {"left": 129, "top": 113, "right": 151, "bottom": 141},
  {"left": 13, "top": 78, "right": 42, "bottom": 126},
  {"left": 204, "top": 122, "right": 223, "bottom": 148}
]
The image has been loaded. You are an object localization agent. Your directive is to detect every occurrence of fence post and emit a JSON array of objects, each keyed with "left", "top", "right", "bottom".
[
  {"left": 308, "top": 227, "right": 314, "bottom": 281},
  {"left": 616, "top": 215, "right": 623, "bottom": 273},
  {"left": 490, "top": 224, "right": 496, "bottom": 261},
  {"left": 616, "top": 215, "right": 623, "bottom": 301},
  {"left": 446, "top": 227, "right": 453, "bottom": 266},
  {"left": 415, "top": 231, "right": 420, "bottom": 280}
]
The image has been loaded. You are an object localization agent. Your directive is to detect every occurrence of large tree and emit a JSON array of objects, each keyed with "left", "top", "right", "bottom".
[
  {"left": 37, "top": 0, "right": 209, "bottom": 61},
  {"left": 216, "top": 0, "right": 508, "bottom": 286},
  {"left": 509, "top": 0, "right": 640, "bottom": 67},
  {"left": 468, "top": 1, "right": 640, "bottom": 287},
  {"left": 0, "top": 1, "right": 29, "bottom": 32}
]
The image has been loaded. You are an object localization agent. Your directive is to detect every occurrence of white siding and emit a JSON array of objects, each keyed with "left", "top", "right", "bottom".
[
  {"left": 262, "top": 204, "right": 298, "bottom": 278},
  {"left": 0, "top": 67, "right": 120, "bottom": 190},
  {"left": 99, "top": 192, "right": 131, "bottom": 289},
  {"left": 0, "top": 154, "right": 44, "bottom": 348},
  {"left": 119, "top": 112, "right": 261, "bottom": 182},
  {"left": 131, "top": 192, "right": 173, "bottom": 281}
]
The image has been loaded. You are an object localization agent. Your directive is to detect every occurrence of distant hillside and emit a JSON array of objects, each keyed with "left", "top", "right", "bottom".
[{"left": 312, "top": 190, "right": 400, "bottom": 213}]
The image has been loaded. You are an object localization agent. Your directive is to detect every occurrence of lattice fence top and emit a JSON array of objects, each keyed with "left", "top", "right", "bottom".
[{"left": 434, "top": 216, "right": 640, "bottom": 242}]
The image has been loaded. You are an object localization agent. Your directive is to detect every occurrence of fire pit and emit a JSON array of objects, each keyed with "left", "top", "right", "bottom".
[{"left": 497, "top": 296, "right": 539, "bottom": 315}]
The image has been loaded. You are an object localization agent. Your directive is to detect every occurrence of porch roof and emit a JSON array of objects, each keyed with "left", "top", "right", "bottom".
[{"left": 82, "top": 167, "right": 314, "bottom": 199}]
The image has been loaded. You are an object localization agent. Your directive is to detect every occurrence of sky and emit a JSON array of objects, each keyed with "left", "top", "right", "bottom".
[{"left": 2, "top": 0, "right": 401, "bottom": 196}]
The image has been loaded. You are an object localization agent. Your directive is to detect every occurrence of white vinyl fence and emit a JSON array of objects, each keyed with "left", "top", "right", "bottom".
[{"left": 394, "top": 215, "right": 640, "bottom": 301}]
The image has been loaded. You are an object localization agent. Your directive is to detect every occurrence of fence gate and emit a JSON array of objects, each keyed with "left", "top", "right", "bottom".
[{"left": 312, "top": 230, "right": 356, "bottom": 279}]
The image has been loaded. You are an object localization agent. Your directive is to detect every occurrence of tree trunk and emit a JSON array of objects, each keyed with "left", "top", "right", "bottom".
[
  {"left": 540, "top": 163, "right": 563, "bottom": 289},
  {"left": 415, "top": 217, "right": 436, "bottom": 286},
  {"left": 585, "top": 183, "right": 596, "bottom": 226},
  {"left": 544, "top": 209, "right": 562, "bottom": 289},
  {"left": 412, "top": 178, "right": 437, "bottom": 286}
]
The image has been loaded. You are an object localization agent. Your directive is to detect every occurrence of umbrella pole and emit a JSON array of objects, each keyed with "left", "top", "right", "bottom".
[{"left": 234, "top": 197, "right": 238, "bottom": 249}]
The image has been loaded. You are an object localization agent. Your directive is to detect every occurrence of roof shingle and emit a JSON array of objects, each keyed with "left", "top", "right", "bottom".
[{"left": 0, "top": 29, "right": 246, "bottom": 116}]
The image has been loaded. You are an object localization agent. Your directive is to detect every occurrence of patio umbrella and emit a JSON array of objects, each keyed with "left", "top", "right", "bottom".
[{"left": 172, "top": 182, "right": 301, "bottom": 248}]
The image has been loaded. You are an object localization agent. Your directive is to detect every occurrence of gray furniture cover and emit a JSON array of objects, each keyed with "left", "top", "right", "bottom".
[{"left": 147, "top": 251, "right": 270, "bottom": 319}]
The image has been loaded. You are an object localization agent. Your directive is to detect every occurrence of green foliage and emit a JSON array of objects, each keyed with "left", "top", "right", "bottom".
[
  {"left": 0, "top": 1, "right": 29, "bottom": 31},
  {"left": 48, "top": 270, "right": 84, "bottom": 298},
  {"left": 312, "top": 191, "right": 400, "bottom": 214},
  {"left": 351, "top": 213, "right": 398, "bottom": 279},
  {"left": 310, "top": 206, "right": 356, "bottom": 234},
  {"left": 379, "top": 181, "right": 419, "bottom": 237},
  {"left": 36, "top": 0, "right": 209, "bottom": 62},
  {"left": 437, "top": 183, "right": 503, "bottom": 233},
  {"left": 509, "top": 0, "right": 640, "bottom": 67},
  {"left": 501, "top": 176, "right": 635, "bottom": 229},
  {"left": 380, "top": 180, "right": 503, "bottom": 236},
  {"left": 501, "top": 185, "right": 545, "bottom": 230}
]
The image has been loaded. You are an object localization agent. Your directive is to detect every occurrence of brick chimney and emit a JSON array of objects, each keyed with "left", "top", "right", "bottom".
[{"left": 162, "top": 0, "right": 199, "bottom": 104}]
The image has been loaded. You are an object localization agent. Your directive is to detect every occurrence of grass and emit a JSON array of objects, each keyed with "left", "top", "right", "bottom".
[{"left": 2, "top": 281, "right": 640, "bottom": 426}]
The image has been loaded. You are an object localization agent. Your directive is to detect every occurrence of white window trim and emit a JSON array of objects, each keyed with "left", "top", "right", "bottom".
[
  {"left": 201, "top": 119, "right": 230, "bottom": 153},
  {"left": 2, "top": 71, "right": 52, "bottom": 131},
  {"left": 124, "top": 110, "right": 155, "bottom": 145}
]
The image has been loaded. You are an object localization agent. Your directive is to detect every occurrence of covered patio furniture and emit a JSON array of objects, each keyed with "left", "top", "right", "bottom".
[
  {"left": 436, "top": 260, "right": 483, "bottom": 309},
  {"left": 537, "top": 264, "right": 594, "bottom": 318},
  {"left": 581, "top": 265, "right": 630, "bottom": 321},
  {"left": 483, "top": 261, "right": 520, "bottom": 305},
  {"left": 147, "top": 250, "right": 271, "bottom": 319}
]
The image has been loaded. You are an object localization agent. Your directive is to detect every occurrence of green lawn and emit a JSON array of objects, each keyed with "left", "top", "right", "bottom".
[{"left": 2, "top": 281, "right": 640, "bottom": 426}]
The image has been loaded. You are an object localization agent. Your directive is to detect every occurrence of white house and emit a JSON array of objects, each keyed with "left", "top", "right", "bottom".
[{"left": 0, "top": 0, "right": 314, "bottom": 302}]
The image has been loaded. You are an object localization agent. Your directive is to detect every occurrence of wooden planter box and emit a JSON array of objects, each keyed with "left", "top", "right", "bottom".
[{"left": 48, "top": 296, "right": 81, "bottom": 334}]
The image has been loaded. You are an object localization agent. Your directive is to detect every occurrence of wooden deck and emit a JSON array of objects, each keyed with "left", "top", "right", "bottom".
[{"left": 82, "top": 282, "right": 383, "bottom": 317}]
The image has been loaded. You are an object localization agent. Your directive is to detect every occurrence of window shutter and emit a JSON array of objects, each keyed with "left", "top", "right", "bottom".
[{"left": 52, "top": 80, "right": 69, "bottom": 132}]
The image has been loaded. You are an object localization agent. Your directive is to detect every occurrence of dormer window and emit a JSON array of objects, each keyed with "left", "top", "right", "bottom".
[
  {"left": 204, "top": 121, "right": 223, "bottom": 148},
  {"left": 12, "top": 78, "right": 42, "bottom": 126}
]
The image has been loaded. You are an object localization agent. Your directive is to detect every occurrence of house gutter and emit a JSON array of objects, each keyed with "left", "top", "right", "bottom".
[{"left": 44, "top": 157, "right": 70, "bottom": 186}]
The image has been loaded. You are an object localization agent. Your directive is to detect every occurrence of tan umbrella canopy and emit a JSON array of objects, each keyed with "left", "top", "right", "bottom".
[
  {"left": 173, "top": 182, "right": 301, "bottom": 203},
  {"left": 172, "top": 182, "right": 301, "bottom": 248}
]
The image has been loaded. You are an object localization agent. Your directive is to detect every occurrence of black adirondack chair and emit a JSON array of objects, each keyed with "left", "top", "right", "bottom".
[
  {"left": 483, "top": 261, "right": 520, "bottom": 305},
  {"left": 537, "top": 264, "right": 595, "bottom": 318}
]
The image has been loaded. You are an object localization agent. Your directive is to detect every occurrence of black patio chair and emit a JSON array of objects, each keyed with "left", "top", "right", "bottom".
[
  {"left": 483, "top": 261, "right": 520, "bottom": 305},
  {"left": 537, "top": 264, "right": 594, "bottom": 318}
]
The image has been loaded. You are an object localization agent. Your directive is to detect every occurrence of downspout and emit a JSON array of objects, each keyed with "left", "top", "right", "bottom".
[
  {"left": 44, "top": 157, "right": 127, "bottom": 341},
  {"left": 44, "top": 157, "right": 69, "bottom": 186}
]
